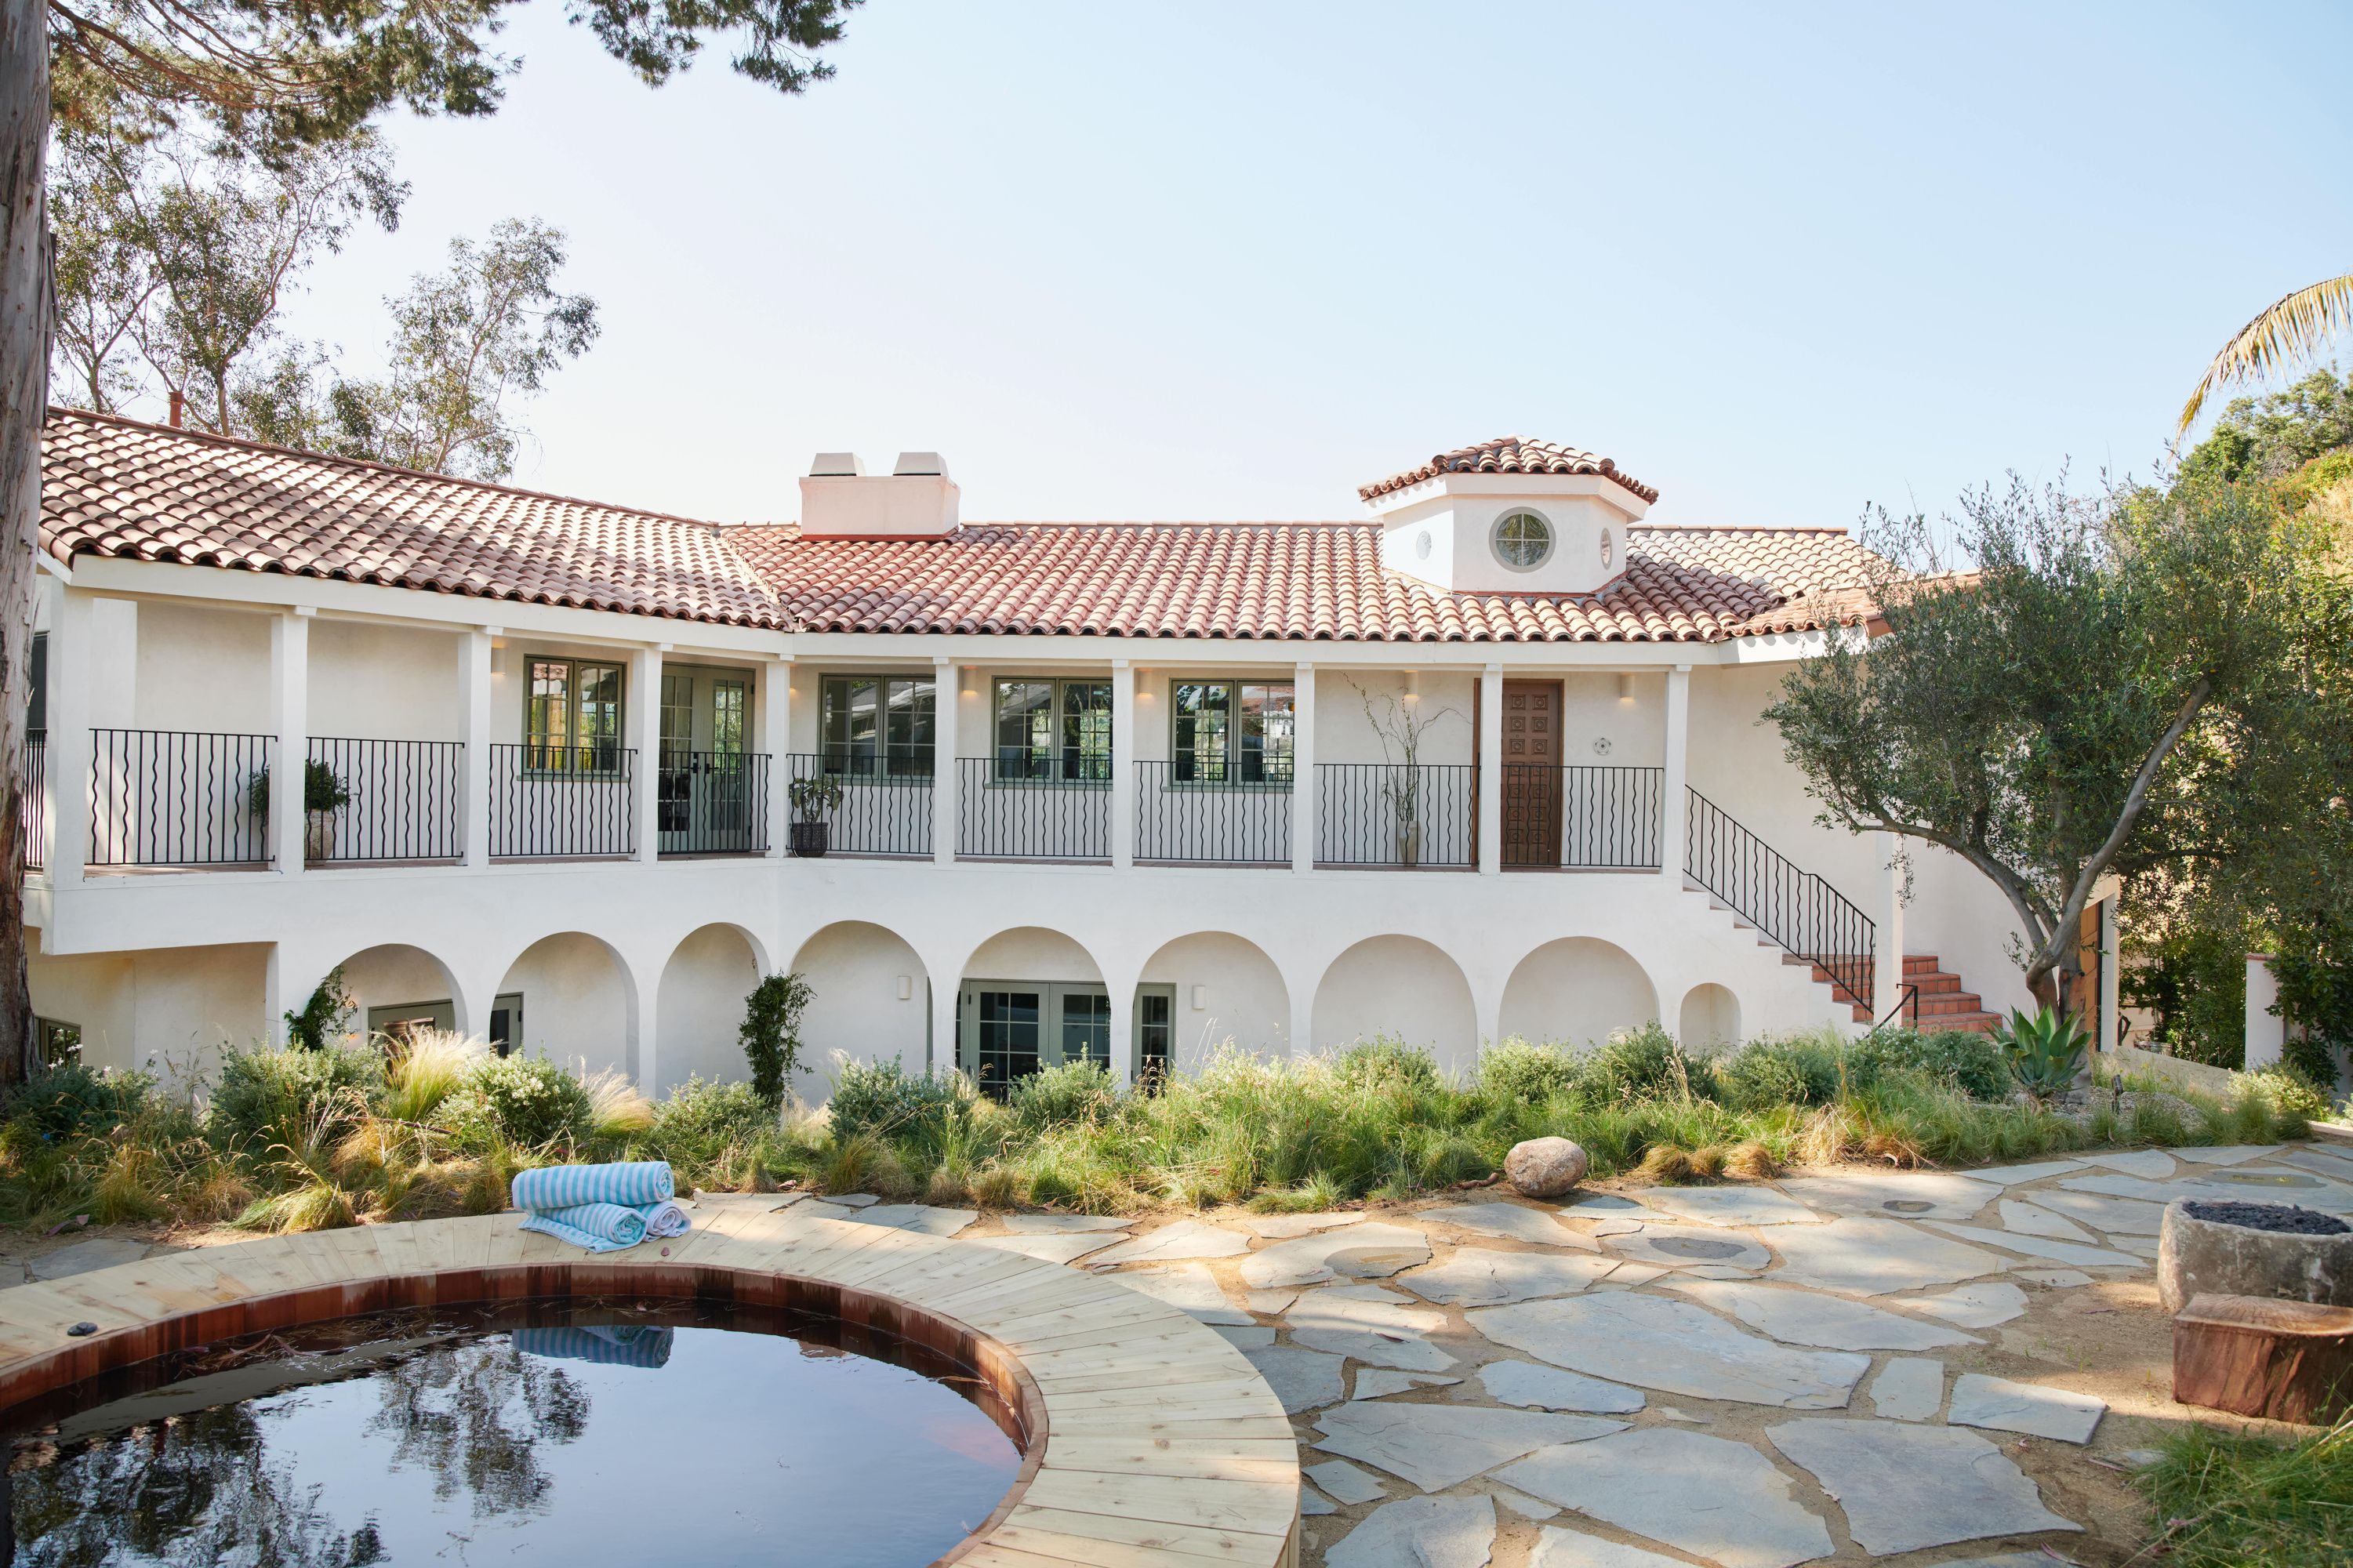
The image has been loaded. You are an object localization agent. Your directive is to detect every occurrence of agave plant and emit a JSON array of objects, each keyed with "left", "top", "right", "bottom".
[{"left": 1995, "top": 1006, "right": 2091, "bottom": 1100}]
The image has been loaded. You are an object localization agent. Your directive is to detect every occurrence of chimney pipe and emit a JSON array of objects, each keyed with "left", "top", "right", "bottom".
[{"left": 168, "top": 390, "right": 184, "bottom": 429}]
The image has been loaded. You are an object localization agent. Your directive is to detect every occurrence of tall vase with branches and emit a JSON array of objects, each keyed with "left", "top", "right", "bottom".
[{"left": 1349, "top": 677, "right": 1463, "bottom": 868}]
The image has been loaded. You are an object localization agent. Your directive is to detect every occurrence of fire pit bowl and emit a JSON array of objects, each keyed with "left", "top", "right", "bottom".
[{"left": 2159, "top": 1197, "right": 2353, "bottom": 1313}]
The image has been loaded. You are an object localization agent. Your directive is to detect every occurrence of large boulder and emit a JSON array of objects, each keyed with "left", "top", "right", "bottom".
[{"left": 1505, "top": 1138, "right": 1589, "bottom": 1200}]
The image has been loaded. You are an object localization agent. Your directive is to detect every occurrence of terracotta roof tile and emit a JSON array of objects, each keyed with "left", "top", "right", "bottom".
[{"left": 1360, "top": 435, "right": 1661, "bottom": 505}]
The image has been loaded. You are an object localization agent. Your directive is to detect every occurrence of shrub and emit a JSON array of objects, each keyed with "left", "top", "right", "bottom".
[
  {"left": 6, "top": 1062, "right": 154, "bottom": 1141},
  {"left": 1581, "top": 1023, "right": 1716, "bottom": 1104},
  {"left": 209, "top": 1044, "right": 383, "bottom": 1152},
  {"left": 283, "top": 965, "right": 356, "bottom": 1052},
  {"left": 1850, "top": 1026, "right": 2011, "bottom": 1101},
  {"left": 1717, "top": 1037, "right": 1841, "bottom": 1110},
  {"left": 826, "top": 1058, "right": 969, "bottom": 1145},
  {"left": 1008, "top": 1060, "right": 1117, "bottom": 1129},
  {"left": 1334, "top": 1038, "right": 1442, "bottom": 1093},
  {"left": 438, "top": 1055, "right": 593, "bottom": 1149},
  {"left": 1995, "top": 1007, "right": 2092, "bottom": 1098},
  {"left": 1478, "top": 1040, "right": 1580, "bottom": 1104},
  {"left": 739, "top": 972, "right": 815, "bottom": 1109},
  {"left": 378, "top": 1029, "right": 489, "bottom": 1123},
  {"left": 2249, "top": 1064, "right": 2333, "bottom": 1121},
  {"left": 646, "top": 1077, "right": 775, "bottom": 1165}
]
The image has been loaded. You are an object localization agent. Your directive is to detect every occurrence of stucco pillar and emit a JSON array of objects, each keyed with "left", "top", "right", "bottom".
[
  {"left": 631, "top": 645, "right": 663, "bottom": 862},
  {"left": 761, "top": 658, "right": 791, "bottom": 857},
  {"left": 1106, "top": 967, "right": 1138, "bottom": 1091},
  {"left": 269, "top": 608, "right": 311, "bottom": 877},
  {"left": 1873, "top": 830, "right": 1905, "bottom": 1023},
  {"left": 1291, "top": 662, "right": 1316, "bottom": 872},
  {"left": 631, "top": 960, "right": 660, "bottom": 1093},
  {"left": 1476, "top": 662, "right": 1503, "bottom": 874},
  {"left": 459, "top": 628, "right": 494, "bottom": 868},
  {"left": 1290, "top": 969, "right": 1317, "bottom": 1061},
  {"left": 1662, "top": 664, "right": 1690, "bottom": 880},
  {"left": 46, "top": 580, "right": 89, "bottom": 889},
  {"left": 933, "top": 656, "right": 959, "bottom": 865},
  {"left": 1110, "top": 656, "right": 1135, "bottom": 869},
  {"left": 2246, "top": 954, "right": 2284, "bottom": 1072}
]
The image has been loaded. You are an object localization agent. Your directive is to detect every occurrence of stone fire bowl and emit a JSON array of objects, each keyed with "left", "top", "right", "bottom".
[{"left": 2159, "top": 1198, "right": 2353, "bottom": 1313}]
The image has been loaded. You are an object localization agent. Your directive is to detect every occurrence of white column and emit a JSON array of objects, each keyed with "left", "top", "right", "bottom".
[
  {"left": 1110, "top": 657, "right": 1135, "bottom": 869},
  {"left": 631, "top": 962, "right": 661, "bottom": 1094},
  {"left": 2246, "top": 954, "right": 2285, "bottom": 1072},
  {"left": 1107, "top": 971, "right": 1137, "bottom": 1091},
  {"left": 631, "top": 644, "right": 663, "bottom": 862},
  {"left": 2099, "top": 895, "right": 2121, "bottom": 1054},
  {"left": 1874, "top": 831, "right": 1905, "bottom": 1023},
  {"left": 1662, "top": 664, "right": 1691, "bottom": 880},
  {"left": 1291, "top": 662, "right": 1316, "bottom": 872},
  {"left": 459, "top": 629, "right": 494, "bottom": 868},
  {"left": 933, "top": 657, "right": 959, "bottom": 865},
  {"left": 269, "top": 608, "right": 311, "bottom": 876},
  {"left": 46, "top": 580, "right": 87, "bottom": 888},
  {"left": 1476, "top": 663, "right": 1503, "bottom": 874},
  {"left": 762, "top": 657, "right": 791, "bottom": 858}
]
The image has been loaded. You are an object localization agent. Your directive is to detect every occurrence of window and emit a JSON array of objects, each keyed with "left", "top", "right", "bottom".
[
  {"left": 1492, "top": 509, "right": 1553, "bottom": 570},
  {"left": 28, "top": 632, "right": 43, "bottom": 735},
  {"left": 993, "top": 678, "right": 1111, "bottom": 781},
  {"left": 34, "top": 1016, "right": 78, "bottom": 1070},
  {"left": 1171, "top": 681, "right": 1294, "bottom": 783},
  {"left": 526, "top": 658, "right": 624, "bottom": 772},
  {"left": 1137, "top": 990, "right": 1171, "bottom": 1090},
  {"left": 820, "top": 676, "right": 936, "bottom": 778}
]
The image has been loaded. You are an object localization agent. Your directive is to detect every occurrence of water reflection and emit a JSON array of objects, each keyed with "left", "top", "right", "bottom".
[{"left": 6, "top": 1301, "right": 1022, "bottom": 1568}]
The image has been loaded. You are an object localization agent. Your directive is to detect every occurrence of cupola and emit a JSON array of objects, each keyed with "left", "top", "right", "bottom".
[{"left": 1360, "top": 436, "right": 1656, "bottom": 594}]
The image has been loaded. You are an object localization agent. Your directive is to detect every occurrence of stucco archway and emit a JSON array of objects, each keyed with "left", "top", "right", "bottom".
[
  {"left": 654, "top": 924, "right": 766, "bottom": 1096},
  {"left": 1498, "top": 937, "right": 1660, "bottom": 1051},
  {"left": 493, "top": 932, "right": 635, "bottom": 1078},
  {"left": 1678, "top": 982, "right": 1743, "bottom": 1051},
  {"left": 328, "top": 942, "right": 469, "bottom": 1043},
  {"left": 1138, "top": 931, "right": 1290, "bottom": 1074},
  {"left": 1310, "top": 935, "right": 1477, "bottom": 1076},
  {"left": 790, "top": 920, "right": 932, "bottom": 1102}
]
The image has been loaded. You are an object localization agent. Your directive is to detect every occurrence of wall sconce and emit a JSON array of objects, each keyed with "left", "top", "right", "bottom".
[
  {"left": 1403, "top": 670, "right": 1419, "bottom": 704},
  {"left": 895, "top": 975, "right": 913, "bottom": 1000},
  {"left": 1617, "top": 673, "right": 1633, "bottom": 702},
  {"left": 1190, "top": 984, "right": 1207, "bottom": 1011},
  {"left": 1137, "top": 670, "right": 1154, "bottom": 701},
  {"left": 959, "top": 666, "right": 977, "bottom": 698}
]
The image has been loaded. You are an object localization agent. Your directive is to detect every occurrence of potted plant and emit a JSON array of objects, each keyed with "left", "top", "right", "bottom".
[
  {"left": 789, "top": 775, "right": 844, "bottom": 857},
  {"left": 248, "top": 760, "right": 353, "bottom": 862},
  {"left": 1349, "top": 677, "right": 1462, "bottom": 868}
]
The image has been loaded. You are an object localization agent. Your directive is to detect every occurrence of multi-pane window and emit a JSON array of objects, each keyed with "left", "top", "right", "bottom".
[
  {"left": 1059, "top": 993, "right": 1112, "bottom": 1068},
  {"left": 526, "top": 658, "right": 623, "bottom": 771},
  {"left": 820, "top": 676, "right": 935, "bottom": 778},
  {"left": 1171, "top": 681, "right": 1294, "bottom": 782},
  {"left": 1137, "top": 991, "right": 1172, "bottom": 1089},
  {"left": 993, "top": 679, "right": 1112, "bottom": 781}
]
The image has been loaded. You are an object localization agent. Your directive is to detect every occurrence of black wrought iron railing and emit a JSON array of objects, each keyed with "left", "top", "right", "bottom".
[
  {"left": 1501, "top": 764, "right": 1665, "bottom": 869},
  {"left": 89, "top": 728, "right": 274, "bottom": 867},
  {"left": 306, "top": 737, "right": 464, "bottom": 863},
  {"left": 489, "top": 743, "right": 635, "bottom": 859},
  {"left": 787, "top": 753, "right": 932, "bottom": 857},
  {"left": 1316, "top": 762, "right": 1477, "bottom": 868},
  {"left": 959, "top": 757, "right": 1110, "bottom": 860},
  {"left": 1135, "top": 761, "right": 1290, "bottom": 865},
  {"left": 1686, "top": 788, "right": 1875, "bottom": 1008},
  {"left": 23, "top": 730, "right": 43, "bottom": 872},
  {"left": 658, "top": 750, "right": 769, "bottom": 855}
]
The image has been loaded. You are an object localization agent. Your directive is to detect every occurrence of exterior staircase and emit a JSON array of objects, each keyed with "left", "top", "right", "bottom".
[{"left": 1897, "top": 953, "right": 2001, "bottom": 1033}]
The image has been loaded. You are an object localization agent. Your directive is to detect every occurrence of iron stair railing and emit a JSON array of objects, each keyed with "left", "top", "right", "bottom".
[{"left": 1684, "top": 788, "right": 1876, "bottom": 1011}]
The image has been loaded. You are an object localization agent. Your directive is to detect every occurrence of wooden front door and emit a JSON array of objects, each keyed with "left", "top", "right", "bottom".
[{"left": 1501, "top": 680, "right": 1563, "bottom": 867}]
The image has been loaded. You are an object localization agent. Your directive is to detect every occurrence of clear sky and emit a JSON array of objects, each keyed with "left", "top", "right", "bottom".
[{"left": 269, "top": 1, "right": 2353, "bottom": 528}]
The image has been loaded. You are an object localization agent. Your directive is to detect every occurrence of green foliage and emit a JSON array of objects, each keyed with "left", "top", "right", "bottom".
[
  {"left": 245, "top": 759, "right": 354, "bottom": 819},
  {"left": 438, "top": 1055, "right": 592, "bottom": 1150},
  {"left": 1333, "top": 1038, "right": 1443, "bottom": 1093},
  {"left": 789, "top": 775, "right": 844, "bottom": 822},
  {"left": 209, "top": 1044, "right": 383, "bottom": 1152},
  {"left": 2122, "top": 916, "right": 2249, "bottom": 1068},
  {"left": 2249, "top": 1065, "right": 2333, "bottom": 1122},
  {"left": 2136, "top": 1414, "right": 2353, "bottom": 1568},
  {"left": 2269, "top": 920, "right": 2353, "bottom": 1092},
  {"left": 2178, "top": 368, "right": 2353, "bottom": 488},
  {"left": 642, "top": 1077, "right": 775, "bottom": 1167},
  {"left": 282, "top": 964, "right": 355, "bottom": 1051},
  {"left": 1717, "top": 1036, "right": 1842, "bottom": 1110},
  {"left": 1477, "top": 1040, "right": 1580, "bottom": 1105},
  {"left": 1578, "top": 1024, "right": 1716, "bottom": 1105},
  {"left": 1995, "top": 1007, "right": 2092, "bottom": 1098},
  {"left": 739, "top": 971, "right": 814, "bottom": 1109},
  {"left": 5, "top": 1063, "right": 154, "bottom": 1141},
  {"left": 1848, "top": 1026, "right": 2011, "bottom": 1101},
  {"left": 826, "top": 1059, "right": 969, "bottom": 1145},
  {"left": 1008, "top": 1060, "right": 1117, "bottom": 1130}
]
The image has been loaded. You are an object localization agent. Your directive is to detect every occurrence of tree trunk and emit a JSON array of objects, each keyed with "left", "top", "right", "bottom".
[{"left": 0, "top": 1, "right": 45, "bottom": 1087}]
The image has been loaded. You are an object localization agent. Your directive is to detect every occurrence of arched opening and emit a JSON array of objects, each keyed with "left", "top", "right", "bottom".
[
  {"left": 494, "top": 933, "right": 633, "bottom": 1078},
  {"left": 790, "top": 921, "right": 931, "bottom": 1105},
  {"left": 1499, "top": 937, "right": 1660, "bottom": 1051},
  {"left": 1310, "top": 935, "right": 1477, "bottom": 1076},
  {"left": 1138, "top": 932, "right": 1290, "bottom": 1077},
  {"left": 655, "top": 924, "right": 766, "bottom": 1097},
  {"left": 1678, "top": 982, "right": 1743, "bottom": 1051},
  {"left": 956, "top": 927, "right": 1106, "bottom": 1098},
  {"left": 328, "top": 942, "right": 470, "bottom": 1046}
]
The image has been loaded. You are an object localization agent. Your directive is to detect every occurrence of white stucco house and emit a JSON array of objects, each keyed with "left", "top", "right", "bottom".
[{"left": 24, "top": 415, "right": 2093, "bottom": 1101}]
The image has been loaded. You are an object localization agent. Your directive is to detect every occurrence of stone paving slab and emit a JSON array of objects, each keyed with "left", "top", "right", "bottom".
[
  {"left": 1639, "top": 1186, "right": 1825, "bottom": 1228},
  {"left": 1000, "top": 1213, "right": 1132, "bottom": 1233},
  {"left": 1498, "top": 1428, "right": 1834, "bottom": 1568},
  {"left": 1600, "top": 1225, "right": 1774, "bottom": 1271},
  {"left": 1923, "top": 1221, "right": 2144, "bottom": 1269},
  {"left": 1242, "top": 1212, "right": 1365, "bottom": 1238},
  {"left": 1901, "top": 1280, "right": 2029, "bottom": 1328},
  {"left": 1117, "top": 1261, "right": 1253, "bottom": 1324},
  {"left": 1953, "top": 1159, "right": 2086, "bottom": 1185},
  {"left": 1088, "top": 1218, "right": 1251, "bottom": 1267},
  {"left": 1325, "top": 1496, "right": 1495, "bottom": 1568},
  {"left": 1491, "top": 1486, "right": 1560, "bottom": 1521},
  {"left": 1767, "top": 1417, "right": 2082, "bottom": 1554},
  {"left": 1866, "top": 1356, "right": 1943, "bottom": 1420},
  {"left": 2030, "top": 1187, "right": 2166, "bottom": 1234},
  {"left": 1528, "top": 1525, "right": 1693, "bottom": 1568},
  {"left": 1470, "top": 1293, "right": 1869, "bottom": 1408},
  {"left": 2063, "top": 1167, "right": 2353, "bottom": 1212},
  {"left": 1420, "top": 1203, "right": 1602, "bottom": 1250},
  {"left": 2079, "top": 1149, "right": 2177, "bottom": 1178},
  {"left": 1241, "top": 1344, "right": 1345, "bottom": 1414},
  {"left": 1767, "top": 1216, "right": 2006, "bottom": 1296},
  {"left": 24, "top": 1238, "right": 156, "bottom": 1282},
  {"left": 1351, "top": 1370, "right": 1458, "bottom": 1399},
  {"left": 971, "top": 1231, "right": 1124, "bottom": 1265},
  {"left": 1312, "top": 1402, "right": 1626, "bottom": 1491},
  {"left": 1242, "top": 1223, "right": 1432, "bottom": 1288},
  {"left": 1948, "top": 1372, "right": 2107, "bottom": 1444},
  {"left": 2173, "top": 1145, "right": 2285, "bottom": 1165},
  {"left": 1777, "top": 1171, "right": 2001, "bottom": 1222},
  {"left": 1305, "top": 1458, "right": 1388, "bottom": 1504},
  {"left": 1396, "top": 1247, "right": 1618, "bottom": 1307},
  {"left": 1666, "top": 1277, "right": 1979, "bottom": 1350},
  {"left": 1478, "top": 1359, "right": 1647, "bottom": 1414},
  {"left": 1996, "top": 1198, "right": 2096, "bottom": 1243},
  {"left": 841, "top": 1203, "right": 979, "bottom": 1236}
]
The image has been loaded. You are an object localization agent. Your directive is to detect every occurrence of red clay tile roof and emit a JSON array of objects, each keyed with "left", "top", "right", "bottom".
[
  {"left": 41, "top": 408, "right": 1878, "bottom": 642},
  {"left": 1360, "top": 436, "right": 1661, "bottom": 505},
  {"left": 40, "top": 406, "right": 786, "bottom": 628}
]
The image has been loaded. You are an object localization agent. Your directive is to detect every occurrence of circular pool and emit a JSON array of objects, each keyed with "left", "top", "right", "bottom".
[{"left": 3, "top": 1298, "right": 1024, "bottom": 1566}]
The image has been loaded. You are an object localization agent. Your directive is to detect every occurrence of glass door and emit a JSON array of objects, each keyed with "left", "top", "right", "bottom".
[{"left": 657, "top": 673, "right": 695, "bottom": 851}]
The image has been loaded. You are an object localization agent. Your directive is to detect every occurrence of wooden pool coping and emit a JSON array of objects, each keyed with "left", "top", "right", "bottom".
[{"left": 0, "top": 1206, "right": 1302, "bottom": 1568}]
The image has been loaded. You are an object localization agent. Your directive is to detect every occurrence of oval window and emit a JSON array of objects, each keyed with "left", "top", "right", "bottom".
[
  {"left": 1492, "top": 510, "right": 1553, "bottom": 570},
  {"left": 1414, "top": 528, "right": 1433, "bottom": 561},
  {"left": 1600, "top": 528, "right": 1614, "bottom": 568}
]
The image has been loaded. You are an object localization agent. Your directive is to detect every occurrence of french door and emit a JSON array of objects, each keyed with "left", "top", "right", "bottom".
[
  {"left": 957, "top": 982, "right": 1175, "bottom": 1096},
  {"left": 658, "top": 670, "right": 754, "bottom": 854}
]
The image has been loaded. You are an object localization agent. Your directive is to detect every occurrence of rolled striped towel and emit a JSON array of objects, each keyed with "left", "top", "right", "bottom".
[
  {"left": 519, "top": 1201, "right": 648, "bottom": 1253},
  {"left": 511, "top": 1323, "right": 674, "bottom": 1369},
  {"left": 638, "top": 1200, "right": 691, "bottom": 1239},
  {"left": 511, "top": 1160, "right": 674, "bottom": 1213}
]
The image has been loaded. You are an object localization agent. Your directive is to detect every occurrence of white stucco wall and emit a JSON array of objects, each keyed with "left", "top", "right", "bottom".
[
  {"left": 30, "top": 940, "right": 270, "bottom": 1083},
  {"left": 792, "top": 920, "right": 933, "bottom": 1098},
  {"left": 496, "top": 932, "right": 632, "bottom": 1077},
  {"left": 134, "top": 603, "right": 272, "bottom": 733},
  {"left": 310, "top": 622, "right": 461, "bottom": 742},
  {"left": 1139, "top": 931, "right": 1290, "bottom": 1069},
  {"left": 1679, "top": 982, "right": 1742, "bottom": 1049},
  {"left": 337, "top": 942, "right": 463, "bottom": 1024},
  {"left": 654, "top": 924, "right": 763, "bottom": 1095},
  {"left": 1498, "top": 937, "right": 1661, "bottom": 1050},
  {"left": 1311, "top": 935, "right": 1478, "bottom": 1074}
]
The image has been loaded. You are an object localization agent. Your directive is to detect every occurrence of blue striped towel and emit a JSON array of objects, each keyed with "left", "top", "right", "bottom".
[
  {"left": 511, "top": 1160, "right": 674, "bottom": 1212},
  {"left": 640, "top": 1199, "right": 691, "bottom": 1239},
  {"left": 520, "top": 1201, "right": 649, "bottom": 1253},
  {"left": 512, "top": 1323, "right": 675, "bottom": 1369}
]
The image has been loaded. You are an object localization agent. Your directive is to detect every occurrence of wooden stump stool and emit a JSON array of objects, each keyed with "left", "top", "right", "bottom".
[{"left": 2173, "top": 1291, "right": 2353, "bottom": 1425}]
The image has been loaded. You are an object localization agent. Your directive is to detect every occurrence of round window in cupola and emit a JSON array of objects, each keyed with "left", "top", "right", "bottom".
[{"left": 1491, "top": 510, "right": 1553, "bottom": 571}]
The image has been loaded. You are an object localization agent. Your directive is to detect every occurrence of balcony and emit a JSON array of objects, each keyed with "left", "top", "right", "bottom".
[
  {"left": 89, "top": 728, "right": 274, "bottom": 869},
  {"left": 1135, "top": 760, "right": 1291, "bottom": 866},
  {"left": 1501, "top": 764, "right": 1665, "bottom": 870},
  {"left": 1315, "top": 762, "right": 1479, "bottom": 869},
  {"left": 489, "top": 743, "right": 636, "bottom": 860},
  {"left": 308, "top": 738, "right": 465, "bottom": 864},
  {"left": 22, "top": 731, "right": 43, "bottom": 873},
  {"left": 786, "top": 754, "right": 932, "bottom": 857},
  {"left": 657, "top": 750, "right": 769, "bottom": 857},
  {"left": 957, "top": 757, "right": 1109, "bottom": 862}
]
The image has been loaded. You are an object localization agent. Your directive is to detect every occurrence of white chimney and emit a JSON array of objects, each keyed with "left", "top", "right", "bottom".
[{"left": 798, "top": 452, "right": 960, "bottom": 538}]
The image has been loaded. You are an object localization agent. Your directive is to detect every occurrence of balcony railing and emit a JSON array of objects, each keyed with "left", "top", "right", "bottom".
[
  {"left": 1316, "top": 762, "right": 1476, "bottom": 868},
  {"left": 307, "top": 738, "right": 464, "bottom": 863},
  {"left": 1502, "top": 764, "right": 1665, "bottom": 869},
  {"left": 1135, "top": 761, "right": 1290, "bottom": 865},
  {"left": 23, "top": 730, "right": 43, "bottom": 872},
  {"left": 787, "top": 754, "right": 931, "bottom": 857},
  {"left": 1687, "top": 788, "right": 1875, "bottom": 1008},
  {"left": 658, "top": 750, "right": 769, "bottom": 855},
  {"left": 959, "top": 757, "right": 1110, "bottom": 861},
  {"left": 489, "top": 743, "right": 636, "bottom": 859},
  {"left": 89, "top": 728, "right": 274, "bottom": 867}
]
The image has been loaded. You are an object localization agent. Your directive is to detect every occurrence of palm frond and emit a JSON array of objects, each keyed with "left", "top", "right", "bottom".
[{"left": 2180, "top": 272, "right": 2353, "bottom": 435}]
